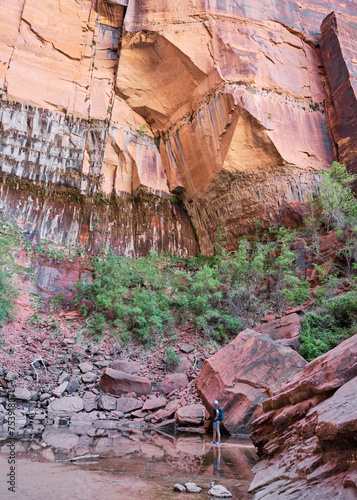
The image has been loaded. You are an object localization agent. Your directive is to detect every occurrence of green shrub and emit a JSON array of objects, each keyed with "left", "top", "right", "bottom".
[
  {"left": 0, "top": 269, "right": 16, "bottom": 324},
  {"left": 300, "top": 312, "right": 331, "bottom": 361},
  {"left": 0, "top": 219, "right": 21, "bottom": 325},
  {"left": 75, "top": 253, "right": 174, "bottom": 344},
  {"left": 300, "top": 293, "right": 357, "bottom": 361},
  {"left": 325, "top": 292, "right": 357, "bottom": 328},
  {"left": 318, "top": 161, "right": 357, "bottom": 231},
  {"left": 165, "top": 347, "right": 179, "bottom": 370}
]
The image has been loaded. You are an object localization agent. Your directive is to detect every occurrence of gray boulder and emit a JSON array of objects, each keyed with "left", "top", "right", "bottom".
[{"left": 48, "top": 396, "right": 84, "bottom": 419}]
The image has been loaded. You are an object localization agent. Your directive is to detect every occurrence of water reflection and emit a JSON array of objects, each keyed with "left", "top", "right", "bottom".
[
  {"left": 0, "top": 423, "right": 257, "bottom": 498},
  {"left": 213, "top": 445, "right": 224, "bottom": 477}
]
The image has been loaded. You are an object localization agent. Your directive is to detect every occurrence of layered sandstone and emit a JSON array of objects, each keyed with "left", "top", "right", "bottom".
[
  {"left": 249, "top": 334, "right": 357, "bottom": 499},
  {"left": 0, "top": 0, "right": 357, "bottom": 254}
]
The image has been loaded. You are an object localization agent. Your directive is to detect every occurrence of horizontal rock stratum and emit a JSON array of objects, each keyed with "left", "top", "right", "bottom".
[
  {"left": 249, "top": 334, "right": 357, "bottom": 499},
  {"left": 0, "top": 0, "right": 357, "bottom": 254}
]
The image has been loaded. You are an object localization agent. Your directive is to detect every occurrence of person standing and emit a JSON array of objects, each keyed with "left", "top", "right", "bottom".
[{"left": 210, "top": 399, "right": 221, "bottom": 445}]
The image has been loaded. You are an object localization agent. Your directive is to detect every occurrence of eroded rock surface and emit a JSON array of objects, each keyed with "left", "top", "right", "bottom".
[
  {"left": 249, "top": 334, "right": 357, "bottom": 499},
  {"left": 1, "top": 0, "right": 357, "bottom": 254},
  {"left": 320, "top": 12, "right": 357, "bottom": 174},
  {"left": 255, "top": 313, "right": 301, "bottom": 350},
  {"left": 195, "top": 329, "right": 306, "bottom": 434}
]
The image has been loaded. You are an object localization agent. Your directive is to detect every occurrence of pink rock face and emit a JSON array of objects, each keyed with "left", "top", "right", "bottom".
[
  {"left": 250, "top": 334, "right": 357, "bottom": 499},
  {"left": 264, "top": 334, "right": 357, "bottom": 412},
  {"left": 2, "top": 0, "right": 357, "bottom": 256},
  {"left": 99, "top": 367, "right": 151, "bottom": 396},
  {"left": 320, "top": 13, "right": 357, "bottom": 174},
  {"left": 195, "top": 329, "right": 306, "bottom": 434},
  {"left": 314, "top": 376, "right": 357, "bottom": 440}
]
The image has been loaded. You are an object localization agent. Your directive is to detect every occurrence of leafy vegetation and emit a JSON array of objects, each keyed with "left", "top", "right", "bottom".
[
  {"left": 74, "top": 225, "right": 312, "bottom": 345},
  {"left": 0, "top": 219, "right": 20, "bottom": 324},
  {"left": 164, "top": 347, "right": 180, "bottom": 370},
  {"left": 318, "top": 161, "right": 357, "bottom": 232},
  {"left": 298, "top": 162, "right": 357, "bottom": 360},
  {"left": 300, "top": 292, "right": 357, "bottom": 361},
  {"left": 71, "top": 162, "right": 357, "bottom": 360},
  {"left": 1, "top": 160, "right": 357, "bottom": 366}
]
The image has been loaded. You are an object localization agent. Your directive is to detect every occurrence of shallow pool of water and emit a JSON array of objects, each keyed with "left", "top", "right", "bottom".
[{"left": 1, "top": 424, "right": 257, "bottom": 499}]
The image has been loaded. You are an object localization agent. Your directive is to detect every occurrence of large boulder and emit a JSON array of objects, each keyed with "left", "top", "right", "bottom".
[
  {"left": 109, "top": 360, "right": 140, "bottom": 374},
  {"left": 99, "top": 368, "right": 151, "bottom": 396},
  {"left": 195, "top": 329, "right": 306, "bottom": 434},
  {"left": 249, "top": 334, "right": 357, "bottom": 499}
]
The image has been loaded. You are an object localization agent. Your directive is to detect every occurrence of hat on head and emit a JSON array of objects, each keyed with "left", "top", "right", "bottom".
[{"left": 214, "top": 400, "right": 218, "bottom": 405}]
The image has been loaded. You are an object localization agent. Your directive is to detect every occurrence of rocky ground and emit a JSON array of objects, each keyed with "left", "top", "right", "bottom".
[
  {"left": 0, "top": 293, "right": 258, "bottom": 499},
  {"left": 1, "top": 258, "right": 357, "bottom": 499},
  {"left": 0, "top": 291, "right": 213, "bottom": 433}
]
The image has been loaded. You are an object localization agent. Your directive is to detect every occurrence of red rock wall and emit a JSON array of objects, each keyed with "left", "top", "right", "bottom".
[
  {"left": 320, "top": 12, "right": 357, "bottom": 174},
  {"left": 0, "top": 0, "right": 357, "bottom": 254}
]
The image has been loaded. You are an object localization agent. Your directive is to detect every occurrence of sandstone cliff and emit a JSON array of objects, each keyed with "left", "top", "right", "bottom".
[{"left": 0, "top": 0, "right": 357, "bottom": 254}]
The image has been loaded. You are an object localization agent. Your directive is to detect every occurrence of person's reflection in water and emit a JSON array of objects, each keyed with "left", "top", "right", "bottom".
[{"left": 213, "top": 444, "right": 225, "bottom": 478}]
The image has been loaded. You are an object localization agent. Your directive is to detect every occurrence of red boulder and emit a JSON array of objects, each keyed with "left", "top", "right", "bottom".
[
  {"left": 196, "top": 329, "right": 306, "bottom": 434},
  {"left": 99, "top": 368, "right": 151, "bottom": 396}
]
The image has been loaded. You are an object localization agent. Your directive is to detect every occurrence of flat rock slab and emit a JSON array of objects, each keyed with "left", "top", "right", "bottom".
[
  {"left": 14, "top": 387, "right": 32, "bottom": 401},
  {"left": 66, "top": 376, "right": 79, "bottom": 394},
  {"left": 178, "top": 343, "right": 194, "bottom": 353},
  {"left": 314, "top": 376, "right": 357, "bottom": 440},
  {"left": 255, "top": 313, "right": 300, "bottom": 341},
  {"left": 99, "top": 368, "right": 151, "bottom": 396},
  {"left": 143, "top": 396, "right": 167, "bottom": 411},
  {"left": 109, "top": 360, "right": 140, "bottom": 374},
  {"left": 79, "top": 362, "right": 94, "bottom": 373},
  {"left": 116, "top": 397, "right": 143, "bottom": 413},
  {"left": 152, "top": 399, "right": 180, "bottom": 423},
  {"left": 82, "top": 372, "right": 97, "bottom": 383},
  {"left": 158, "top": 373, "right": 188, "bottom": 394},
  {"left": 176, "top": 404, "right": 205, "bottom": 426},
  {"left": 53, "top": 382, "right": 68, "bottom": 397},
  {"left": 48, "top": 396, "right": 84, "bottom": 419},
  {"left": 71, "top": 411, "right": 99, "bottom": 423},
  {"left": 82, "top": 391, "right": 98, "bottom": 412},
  {"left": 98, "top": 394, "right": 117, "bottom": 411}
]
